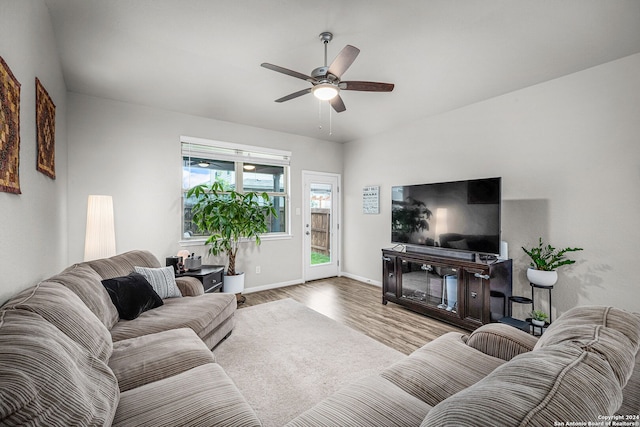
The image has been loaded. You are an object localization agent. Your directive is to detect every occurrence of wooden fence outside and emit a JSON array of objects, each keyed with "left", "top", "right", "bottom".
[{"left": 311, "top": 208, "right": 330, "bottom": 255}]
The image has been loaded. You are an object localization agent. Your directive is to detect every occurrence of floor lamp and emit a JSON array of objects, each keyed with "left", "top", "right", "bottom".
[{"left": 84, "top": 195, "right": 116, "bottom": 261}]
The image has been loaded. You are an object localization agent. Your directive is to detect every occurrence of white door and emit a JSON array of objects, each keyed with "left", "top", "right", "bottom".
[{"left": 303, "top": 171, "right": 340, "bottom": 281}]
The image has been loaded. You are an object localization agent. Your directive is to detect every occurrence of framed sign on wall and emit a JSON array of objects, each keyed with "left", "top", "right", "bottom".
[{"left": 363, "top": 185, "right": 379, "bottom": 214}]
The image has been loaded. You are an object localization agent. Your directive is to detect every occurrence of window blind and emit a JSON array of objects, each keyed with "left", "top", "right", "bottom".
[{"left": 181, "top": 136, "right": 291, "bottom": 166}]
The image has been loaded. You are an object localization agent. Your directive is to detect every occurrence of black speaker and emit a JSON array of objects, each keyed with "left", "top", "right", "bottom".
[{"left": 166, "top": 256, "right": 181, "bottom": 274}]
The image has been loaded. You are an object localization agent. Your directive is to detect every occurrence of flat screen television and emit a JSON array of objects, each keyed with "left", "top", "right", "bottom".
[{"left": 391, "top": 177, "right": 501, "bottom": 257}]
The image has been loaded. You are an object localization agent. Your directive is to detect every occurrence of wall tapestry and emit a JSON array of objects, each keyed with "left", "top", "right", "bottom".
[
  {"left": 35, "top": 78, "right": 55, "bottom": 179},
  {"left": 0, "top": 55, "right": 21, "bottom": 194}
]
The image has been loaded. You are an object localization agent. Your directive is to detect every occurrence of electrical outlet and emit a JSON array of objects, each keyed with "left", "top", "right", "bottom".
[{"left": 255, "top": 266, "right": 261, "bottom": 274}]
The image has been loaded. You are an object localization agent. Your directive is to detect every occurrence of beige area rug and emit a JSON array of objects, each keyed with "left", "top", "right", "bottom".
[{"left": 213, "top": 298, "right": 405, "bottom": 427}]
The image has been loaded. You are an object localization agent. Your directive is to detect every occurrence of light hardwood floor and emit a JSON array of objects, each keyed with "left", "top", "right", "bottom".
[{"left": 240, "top": 276, "right": 466, "bottom": 355}]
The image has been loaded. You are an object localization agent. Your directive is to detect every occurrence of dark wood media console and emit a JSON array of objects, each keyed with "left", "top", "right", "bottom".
[{"left": 382, "top": 248, "right": 512, "bottom": 331}]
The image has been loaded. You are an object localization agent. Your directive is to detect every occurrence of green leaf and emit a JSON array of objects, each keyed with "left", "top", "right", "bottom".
[
  {"left": 521, "top": 237, "right": 583, "bottom": 271},
  {"left": 187, "top": 181, "right": 278, "bottom": 272}
]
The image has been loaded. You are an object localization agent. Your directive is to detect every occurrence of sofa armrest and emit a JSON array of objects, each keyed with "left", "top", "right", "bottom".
[
  {"left": 465, "top": 323, "right": 538, "bottom": 361},
  {"left": 175, "top": 277, "right": 204, "bottom": 296}
]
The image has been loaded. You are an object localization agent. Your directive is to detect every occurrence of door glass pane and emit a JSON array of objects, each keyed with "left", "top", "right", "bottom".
[{"left": 310, "top": 183, "right": 332, "bottom": 265}]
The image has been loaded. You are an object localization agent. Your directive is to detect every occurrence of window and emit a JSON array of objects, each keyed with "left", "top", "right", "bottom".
[{"left": 181, "top": 137, "right": 290, "bottom": 241}]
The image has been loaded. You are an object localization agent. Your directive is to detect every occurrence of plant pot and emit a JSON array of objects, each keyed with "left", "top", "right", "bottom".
[
  {"left": 223, "top": 272, "right": 245, "bottom": 294},
  {"left": 531, "top": 318, "right": 546, "bottom": 327},
  {"left": 527, "top": 268, "right": 558, "bottom": 287}
]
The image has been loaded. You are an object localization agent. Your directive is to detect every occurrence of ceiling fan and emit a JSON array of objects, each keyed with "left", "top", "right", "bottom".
[{"left": 261, "top": 32, "right": 394, "bottom": 113}]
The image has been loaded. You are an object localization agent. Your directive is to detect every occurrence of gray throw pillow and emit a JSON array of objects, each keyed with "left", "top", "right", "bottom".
[{"left": 133, "top": 266, "right": 182, "bottom": 299}]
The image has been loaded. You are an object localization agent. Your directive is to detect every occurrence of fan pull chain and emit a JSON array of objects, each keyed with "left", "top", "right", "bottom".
[
  {"left": 318, "top": 99, "right": 323, "bottom": 130},
  {"left": 329, "top": 102, "right": 333, "bottom": 136}
]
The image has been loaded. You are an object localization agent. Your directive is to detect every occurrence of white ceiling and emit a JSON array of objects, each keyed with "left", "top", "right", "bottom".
[{"left": 43, "top": 0, "right": 640, "bottom": 143}]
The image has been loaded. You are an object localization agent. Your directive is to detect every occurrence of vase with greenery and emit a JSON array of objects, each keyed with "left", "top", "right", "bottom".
[
  {"left": 522, "top": 238, "right": 583, "bottom": 286},
  {"left": 530, "top": 309, "right": 549, "bottom": 326},
  {"left": 186, "top": 182, "right": 276, "bottom": 282}
]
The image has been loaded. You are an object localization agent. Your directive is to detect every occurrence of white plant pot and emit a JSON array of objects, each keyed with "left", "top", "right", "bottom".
[
  {"left": 527, "top": 268, "right": 558, "bottom": 287},
  {"left": 531, "top": 318, "right": 546, "bottom": 327},
  {"left": 224, "top": 272, "right": 245, "bottom": 294}
]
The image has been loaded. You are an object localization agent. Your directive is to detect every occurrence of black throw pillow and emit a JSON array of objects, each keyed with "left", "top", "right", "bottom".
[{"left": 101, "top": 273, "right": 163, "bottom": 320}]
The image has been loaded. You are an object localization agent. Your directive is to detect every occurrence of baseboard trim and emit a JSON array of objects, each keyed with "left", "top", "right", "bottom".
[
  {"left": 340, "top": 272, "right": 382, "bottom": 287},
  {"left": 243, "top": 279, "right": 302, "bottom": 294},
  {"left": 242, "top": 273, "right": 381, "bottom": 294}
]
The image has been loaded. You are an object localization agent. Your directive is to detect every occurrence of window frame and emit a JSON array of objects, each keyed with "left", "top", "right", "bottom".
[{"left": 180, "top": 136, "right": 292, "bottom": 246}]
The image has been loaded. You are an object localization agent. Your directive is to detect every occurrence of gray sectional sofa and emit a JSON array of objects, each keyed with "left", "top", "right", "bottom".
[
  {"left": 286, "top": 306, "right": 640, "bottom": 426},
  {"left": 1, "top": 248, "right": 639, "bottom": 426},
  {"left": 0, "top": 250, "right": 261, "bottom": 426}
]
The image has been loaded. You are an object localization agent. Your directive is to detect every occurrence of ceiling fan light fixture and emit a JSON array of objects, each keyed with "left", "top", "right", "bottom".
[
  {"left": 312, "top": 83, "right": 339, "bottom": 101},
  {"left": 197, "top": 160, "right": 210, "bottom": 167}
]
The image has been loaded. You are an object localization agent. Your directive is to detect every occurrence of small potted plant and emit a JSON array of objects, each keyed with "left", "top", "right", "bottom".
[
  {"left": 186, "top": 182, "right": 276, "bottom": 296},
  {"left": 530, "top": 310, "right": 549, "bottom": 327},
  {"left": 522, "top": 237, "right": 583, "bottom": 287}
]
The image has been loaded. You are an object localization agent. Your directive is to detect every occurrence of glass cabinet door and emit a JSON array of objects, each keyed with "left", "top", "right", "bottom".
[{"left": 400, "top": 260, "right": 458, "bottom": 313}]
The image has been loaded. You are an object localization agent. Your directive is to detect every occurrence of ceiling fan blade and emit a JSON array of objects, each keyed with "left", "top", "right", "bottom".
[
  {"left": 275, "top": 88, "right": 312, "bottom": 103},
  {"left": 329, "top": 95, "right": 346, "bottom": 113},
  {"left": 261, "top": 63, "right": 314, "bottom": 82},
  {"left": 327, "top": 45, "right": 360, "bottom": 78},
  {"left": 341, "top": 81, "right": 395, "bottom": 92}
]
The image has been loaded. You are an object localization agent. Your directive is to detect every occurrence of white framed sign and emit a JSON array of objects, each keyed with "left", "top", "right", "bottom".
[{"left": 363, "top": 186, "right": 380, "bottom": 214}]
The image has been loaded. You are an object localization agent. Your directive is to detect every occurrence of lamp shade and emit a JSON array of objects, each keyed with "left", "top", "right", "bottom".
[
  {"left": 84, "top": 195, "right": 116, "bottom": 261},
  {"left": 312, "top": 83, "right": 339, "bottom": 101}
]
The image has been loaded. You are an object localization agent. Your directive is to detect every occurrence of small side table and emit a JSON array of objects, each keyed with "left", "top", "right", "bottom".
[
  {"left": 177, "top": 265, "right": 224, "bottom": 293},
  {"left": 530, "top": 282, "right": 553, "bottom": 323},
  {"left": 501, "top": 296, "right": 534, "bottom": 332}
]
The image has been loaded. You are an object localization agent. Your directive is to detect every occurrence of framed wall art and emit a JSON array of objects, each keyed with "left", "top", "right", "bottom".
[
  {"left": 36, "top": 77, "right": 55, "bottom": 179},
  {"left": 363, "top": 185, "right": 380, "bottom": 214},
  {"left": 0, "top": 55, "right": 21, "bottom": 194}
]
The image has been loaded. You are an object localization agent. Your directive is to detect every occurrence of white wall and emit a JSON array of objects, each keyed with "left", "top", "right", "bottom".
[
  {"left": 3, "top": 0, "right": 637, "bottom": 317},
  {"left": 66, "top": 93, "right": 343, "bottom": 290},
  {"left": 342, "top": 53, "right": 640, "bottom": 317},
  {"left": 0, "top": 0, "right": 68, "bottom": 305}
]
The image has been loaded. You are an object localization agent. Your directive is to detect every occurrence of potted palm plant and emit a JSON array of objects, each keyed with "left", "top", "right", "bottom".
[
  {"left": 186, "top": 182, "right": 276, "bottom": 295},
  {"left": 522, "top": 238, "right": 583, "bottom": 287}
]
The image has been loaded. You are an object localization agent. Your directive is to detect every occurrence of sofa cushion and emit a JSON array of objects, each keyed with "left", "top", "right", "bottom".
[
  {"left": 110, "top": 292, "right": 236, "bottom": 348},
  {"left": 380, "top": 332, "right": 505, "bottom": 407},
  {"left": 537, "top": 305, "right": 640, "bottom": 350},
  {"left": 48, "top": 263, "right": 120, "bottom": 329},
  {"left": 175, "top": 275, "right": 206, "bottom": 296},
  {"left": 1, "top": 281, "right": 113, "bottom": 362},
  {"left": 536, "top": 306, "right": 640, "bottom": 386},
  {"left": 0, "top": 309, "right": 119, "bottom": 426},
  {"left": 113, "top": 363, "right": 261, "bottom": 427},
  {"left": 285, "top": 374, "right": 432, "bottom": 427},
  {"left": 109, "top": 328, "right": 215, "bottom": 392},
  {"left": 102, "top": 273, "right": 163, "bottom": 320},
  {"left": 538, "top": 323, "right": 636, "bottom": 387},
  {"left": 133, "top": 265, "right": 182, "bottom": 299},
  {"left": 466, "top": 322, "right": 538, "bottom": 361},
  {"left": 85, "top": 249, "right": 161, "bottom": 279},
  {"left": 618, "top": 350, "right": 640, "bottom": 416},
  {"left": 423, "top": 344, "right": 623, "bottom": 426}
]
